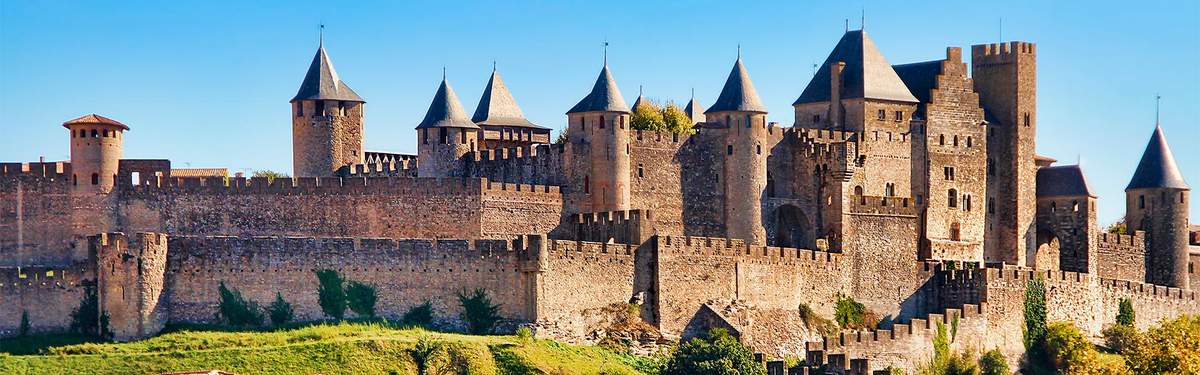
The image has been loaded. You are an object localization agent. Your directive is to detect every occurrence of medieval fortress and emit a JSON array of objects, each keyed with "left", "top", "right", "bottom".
[{"left": 2, "top": 30, "right": 1197, "bottom": 371}]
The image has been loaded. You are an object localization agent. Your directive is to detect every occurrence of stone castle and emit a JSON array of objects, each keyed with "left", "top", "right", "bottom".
[{"left": 2, "top": 30, "right": 1197, "bottom": 371}]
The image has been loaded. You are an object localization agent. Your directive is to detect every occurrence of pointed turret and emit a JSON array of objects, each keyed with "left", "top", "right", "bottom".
[
  {"left": 291, "top": 44, "right": 364, "bottom": 103},
  {"left": 417, "top": 78, "right": 478, "bottom": 129},
  {"left": 794, "top": 30, "right": 916, "bottom": 105},
  {"left": 1126, "top": 126, "right": 1189, "bottom": 190},
  {"left": 568, "top": 65, "right": 629, "bottom": 114},
  {"left": 472, "top": 69, "right": 542, "bottom": 128},
  {"left": 684, "top": 92, "right": 706, "bottom": 123},
  {"left": 290, "top": 41, "right": 365, "bottom": 177},
  {"left": 706, "top": 57, "right": 766, "bottom": 114}
]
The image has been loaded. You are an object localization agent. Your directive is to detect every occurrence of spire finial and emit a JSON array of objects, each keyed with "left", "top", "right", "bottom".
[
  {"left": 1155, "top": 94, "right": 1162, "bottom": 127},
  {"left": 861, "top": 7, "right": 865, "bottom": 31},
  {"left": 999, "top": 17, "right": 1003, "bottom": 42},
  {"left": 492, "top": 60, "right": 497, "bottom": 72},
  {"left": 844, "top": 19, "right": 849, "bottom": 33},
  {"left": 442, "top": 66, "right": 446, "bottom": 81},
  {"left": 737, "top": 44, "right": 741, "bottom": 60},
  {"left": 691, "top": 87, "right": 695, "bottom": 99},
  {"left": 639, "top": 85, "right": 643, "bottom": 96},
  {"left": 603, "top": 40, "right": 609, "bottom": 66},
  {"left": 318, "top": 23, "right": 325, "bottom": 47}
]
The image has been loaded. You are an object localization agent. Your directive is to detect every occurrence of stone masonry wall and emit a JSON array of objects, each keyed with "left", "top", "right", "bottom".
[
  {"left": 1096, "top": 231, "right": 1147, "bottom": 283},
  {"left": 0, "top": 262, "right": 93, "bottom": 337}
]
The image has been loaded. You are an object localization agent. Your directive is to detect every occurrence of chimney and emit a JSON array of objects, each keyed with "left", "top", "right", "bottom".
[{"left": 830, "top": 61, "right": 846, "bottom": 130}]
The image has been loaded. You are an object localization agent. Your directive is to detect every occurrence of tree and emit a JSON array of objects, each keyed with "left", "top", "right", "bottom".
[
  {"left": 1023, "top": 277, "right": 1047, "bottom": 350},
  {"left": 1042, "top": 322, "right": 1129, "bottom": 374},
  {"left": 630, "top": 100, "right": 666, "bottom": 132},
  {"left": 217, "top": 281, "right": 263, "bottom": 327},
  {"left": 662, "top": 102, "right": 696, "bottom": 135},
  {"left": 252, "top": 170, "right": 288, "bottom": 184},
  {"left": 268, "top": 292, "right": 294, "bottom": 327},
  {"left": 315, "top": 269, "right": 347, "bottom": 320},
  {"left": 1104, "top": 219, "right": 1126, "bottom": 235},
  {"left": 662, "top": 328, "right": 766, "bottom": 375},
  {"left": 403, "top": 301, "right": 435, "bottom": 327},
  {"left": 1115, "top": 298, "right": 1135, "bottom": 326},
  {"left": 457, "top": 288, "right": 502, "bottom": 334},
  {"left": 346, "top": 280, "right": 378, "bottom": 318}
]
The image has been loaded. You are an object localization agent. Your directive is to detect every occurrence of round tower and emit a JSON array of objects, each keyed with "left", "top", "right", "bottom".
[
  {"left": 291, "top": 41, "right": 366, "bottom": 177},
  {"left": 707, "top": 56, "right": 769, "bottom": 244},
  {"left": 1125, "top": 125, "right": 1190, "bottom": 289},
  {"left": 566, "top": 63, "right": 631, "bottom": 212},
  {"left": 416, "top": 76, "right": 478, "bottom": 178},
  {"left": 64, "top": 114, "right": 127, "bottom": 194}
]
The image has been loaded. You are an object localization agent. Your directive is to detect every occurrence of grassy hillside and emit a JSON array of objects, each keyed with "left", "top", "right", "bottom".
[{"left": 0, "top": 323, "right": 659, "bottom": 375}]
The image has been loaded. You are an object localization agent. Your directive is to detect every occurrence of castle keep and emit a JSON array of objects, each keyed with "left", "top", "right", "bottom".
[{"left": 2, "top": 30, "right": 1197, "bottom": 371}]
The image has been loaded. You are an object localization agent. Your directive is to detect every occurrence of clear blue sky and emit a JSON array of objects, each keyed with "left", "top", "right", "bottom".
[{"left": 1, "top": 0, "right": 1197, "bottom": 224}]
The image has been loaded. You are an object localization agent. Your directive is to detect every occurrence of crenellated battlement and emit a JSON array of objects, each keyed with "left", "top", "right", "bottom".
[
  {"left": 1096, "top": 231, "right": 1145, "bottom": 246},
  {"left": 0, "top": 262, "right": 92, "bottom": 288},
  {"left": 654, "top": 235, "right": 840, "bottom": 264},
  {"left": 1100, "top": 278, "right": 1196, "bottom": 302},
  {"left": 470, "top": 143, "right": 565, "bottom": 162},
  {"left": 546, "top": 239, "right": 637, "bottom": 258},
  {"left": 0, "top": 162, "right": 70, "bottom": 179},
  {"left": 115, "top": 175, "right": 561, "bottom": 196},
  {"left": 971, "top": 41, "right": 1036, "bottom": 64},
  {"left": 804, "top": 303, "right": 986, "bottom": 352},
  {"left": 164, "top": 233, "right": 550, "bottom": 266},
  {"left": 566, "top": 209, "right": 653, "bottom": 244},
  {"left": 631, "top": 129, "right": 691, "bottom": 147}
]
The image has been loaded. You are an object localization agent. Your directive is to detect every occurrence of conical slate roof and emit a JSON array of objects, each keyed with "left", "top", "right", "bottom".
[
  {"left": 62, "top": 114, "right": 129, "bottom": 130},
  {"left": 471, "top": 69, "right": 544, "bottom": 129},
  {"left": 684, "top": 95, "right": 706, "bottom": 122},
  {"left": 291, "top": 43, "right": 364, "bottom": 103},
  {"left": 416, "top": 78, "right": 479, "bottom": 129},
  {"left": 706, "top": 57, "right": 766, "bottom": 114},
  {"left": 794, "top": 30, "right": 917, "bottom": 105},
  {"left": 1126, "top": 126, "right": 1189, "bottom": 190},
  {"left": 568, "top": 65, "right": 629, "bottom": 113},
  {"left": 631, "top": 91, "right": 652, "bottom": 112}
]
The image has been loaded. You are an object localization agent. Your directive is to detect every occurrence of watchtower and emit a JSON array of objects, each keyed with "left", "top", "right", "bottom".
[
  {"left": 416, "top": 76, "right": 478, "bottom": 178},
  {"left": 290, "top": 41, "right": 365, "bottom": 177},
  {"left": 1125, "top": 125, "right": 1190, "bottom": 289},
  {"left": 566, "top": 63, "right": 631, "bottom": 212},
  {"left": 63, "top": 114, "right": 128, "bottom": 194},
  {"left": 707, "top": 55, "right": 769, "bottom": 244},
  {"left": 973, "top": 41, "right": 1037, "bottom": 266}
]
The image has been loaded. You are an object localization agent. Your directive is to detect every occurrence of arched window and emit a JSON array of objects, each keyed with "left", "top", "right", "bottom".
[
  {"left": 948, "top": 189, "right": 958, "bottom": 208},
  {"left": 939, "top": 134, "right": 945, "bottom": 145},
  {"left": 953, "top": 135, "right": 959, "bottom": 146},
  {"left": 855, "top": 185, "right": 865, "bottom": 205},
  {"left": 1050, "top": 202, "right": 1057, "bottom": 212},
  {"left": 885, "top": 182, "right": 895, "bottom": 197},
  {"left": 1072, "top": 200, "right": 1079, "bottom": 212},
  {"left": 91, "top": 173, "right": 99, "bottom": 185},
  {"left": 966, "top": 136, "right": 973, "bottom": 147}
]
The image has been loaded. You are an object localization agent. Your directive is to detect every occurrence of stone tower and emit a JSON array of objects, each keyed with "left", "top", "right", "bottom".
[
  {"left": 416, "top": 76, "right": 478, "bottom": 178},
  {"left": 93, "top": 232, "right": 168, "bottom": 341},
  {"left": 64, "top": 114, "right": 128, "bottom": 194},
  {"left": 973, "top": 41, "right": 1037, "bottom": 266},
  {"left": 567, "top": 63, "right": 631, "bottom": 212},
  {"left": 1125, "top": 125, "right": 1190, "bottom": 289},
  {"left": 290, "top": 41, "right": 365, "bottom": 177},
  {"left": 707, "top": 55, "right": 768, "bottom": 244}
]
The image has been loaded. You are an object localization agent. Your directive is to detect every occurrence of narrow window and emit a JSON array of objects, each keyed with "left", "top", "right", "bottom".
[
  {"left": 916, "top": 194, "right": 923, "bottom": 205},
  {"left": 813, "top": 114, "right": 820, "bottom": 123},
  {"left": 756, "top": 144, "right": 761, "bottom": 155},
  {"left": 885, "top": 182, "right": 895, "bottom": 197},
  {"left": 1182, "top": 192, "right": 1186, "bottom": 203},
  {"left": 460, "top": 129, "right": 467, "bottom": 144},
  {"left": 422, "top": 129, "right": 429, "bottom": 144},
  {"left": 91, "top": 129, "right": 98, "bottom": 138},
  {"left": 439, "top": 128, "right": 448, "bottom": 144},
  {"left": 637, "top": 164, "right": 644, "bottom": 178},
  {"left": 131, "top": 171, "right": 140, "bottom": 185},
  {"left": 599, "top": 115, "right": 605, "bottom": 129},
  {"left": 939, "top": 134, "right": 945, "bottom": 145},
  {"left": 91, "top": 173, "right": 99, "bottom": 185},
  {"left": 1050, "top": 202, "right": 1057, "bottom": 212},
  {"left": 315, "top": 101, "right": 325, "bottom": 116},
  {"left": 296, "top": 102, "right": 303, "bottom": 116},
  {"left": 894, "top": 111, "right": 903, "bottom": 121},
  {"left": 73, "top": 174, "right": 77, "bottom": 186},
  {"left": 583, "top": 176, "right": 590, "bottom": 194},
  {"left": 620, "top": 115, "right": 626, "bottom": 129},
  {"left": 948, "top": 189, "right": 958, "bottom": 208},
  {"left": 727, "top": 145, "right": 733, "bottom": 155},
  {"left": 1072, "top": 200, "right": 1079, "bottom": 212},
  {"left": 1023, "top": 113, "right": 1030, "bottom": 127},
  {"left": 988, "top": 198, "right": 995, "bottom": 214},
  {"left": 877, "top": 109, "right": 886, "bottom": 120},
  {"left": 966, "top": 136, "right": 973, "bottom": 147},
  {"left": 950, "top": 222, "right": 961, "bottom": 241},
  {"left": 1139, "top": 195, "right": 1145, "bottom": 209},
  {"left": 953, "top": 135, "right": 959, "bottom": 146},
  {"left": 965, "top": 195, "right": 972, "bottom": 211}
]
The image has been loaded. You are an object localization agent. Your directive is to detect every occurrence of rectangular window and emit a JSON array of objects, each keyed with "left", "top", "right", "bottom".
[
  {"left": 813, "top": 114, "right": 820, "bottom": 123},
  {"left": 727, "top": 145, "right": 733, "bottom": 155},
  {"left": 637, "top": 164, "right": 644, "bottom": 178},
  {"left": 894, "top": 111, "right": 903, "bottom": 121},
  {"left": 877, "top": 109, "right": 886, "bottom": 120}
]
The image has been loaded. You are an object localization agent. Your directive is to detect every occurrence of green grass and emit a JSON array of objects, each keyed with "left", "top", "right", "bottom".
[{"left": 0, "top": 322, "right": 659, "bottom": 375}]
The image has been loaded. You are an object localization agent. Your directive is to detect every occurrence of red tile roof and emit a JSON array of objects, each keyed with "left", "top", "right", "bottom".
[{"left": 62, "top": 114, "right": 130, "bottom": 130}]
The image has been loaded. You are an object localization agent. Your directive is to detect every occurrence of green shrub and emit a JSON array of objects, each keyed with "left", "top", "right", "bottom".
[
  {"left": 1125, "top": 315, "right": 1200, "bottom": 374},
  {"left": 631, "top": 100, "right": 666, "bottom": 132},
  {"left": 1023, "top": 277, "right": 1047, "bottom": 350},
  {"left": 1102, "top": 324, "right": 1139, "bottom": 355},
  {"left": 19, "top": 310, "right": 30, "bottom": 337},
  {"left": 835, "top": 294, "right": 873, "bottom": 329},
  {"left": 217, "top": 282, "right": 263, "bottom": 327},
  {"left": 932, "top": 321, "right": 950, "bottom": 362},
  {"left": 1042, "top": 322, "right": 1129, "bottom": 374},
  {"left": 267, "top": 293, "right": 294, "bottom": 327},
  {"left": 315, "top": 269, "right": 346, "bottom": 320},
  {"left": 516, "top": 327, "right": 534, "bottom": 346},
  {"left": 1116, "top": 298, "right": 1135, "bottom": 327},
  {"left": 662, "top": 328, "right": 766, "bottom": 375},
  {"left": 978, "top": 348, "right": 1008, "bottom": 375},
  {"left": 458, "top": 288, "right": 502, "bottom": 334},
  {"left": 69, "top": 282, "right": 110, "bottom": 339},
  {"left": 798, "top": 303, "right": 837, "bottom": 335},
  {"left": 403, "top": 301, "right": 435, "bottom": 327},
  {"left": 408, "top": 335, "right": 444, "bottom": 375},
  {"left": 345, "top": 281, "right": 378, "bottom": 318}
]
